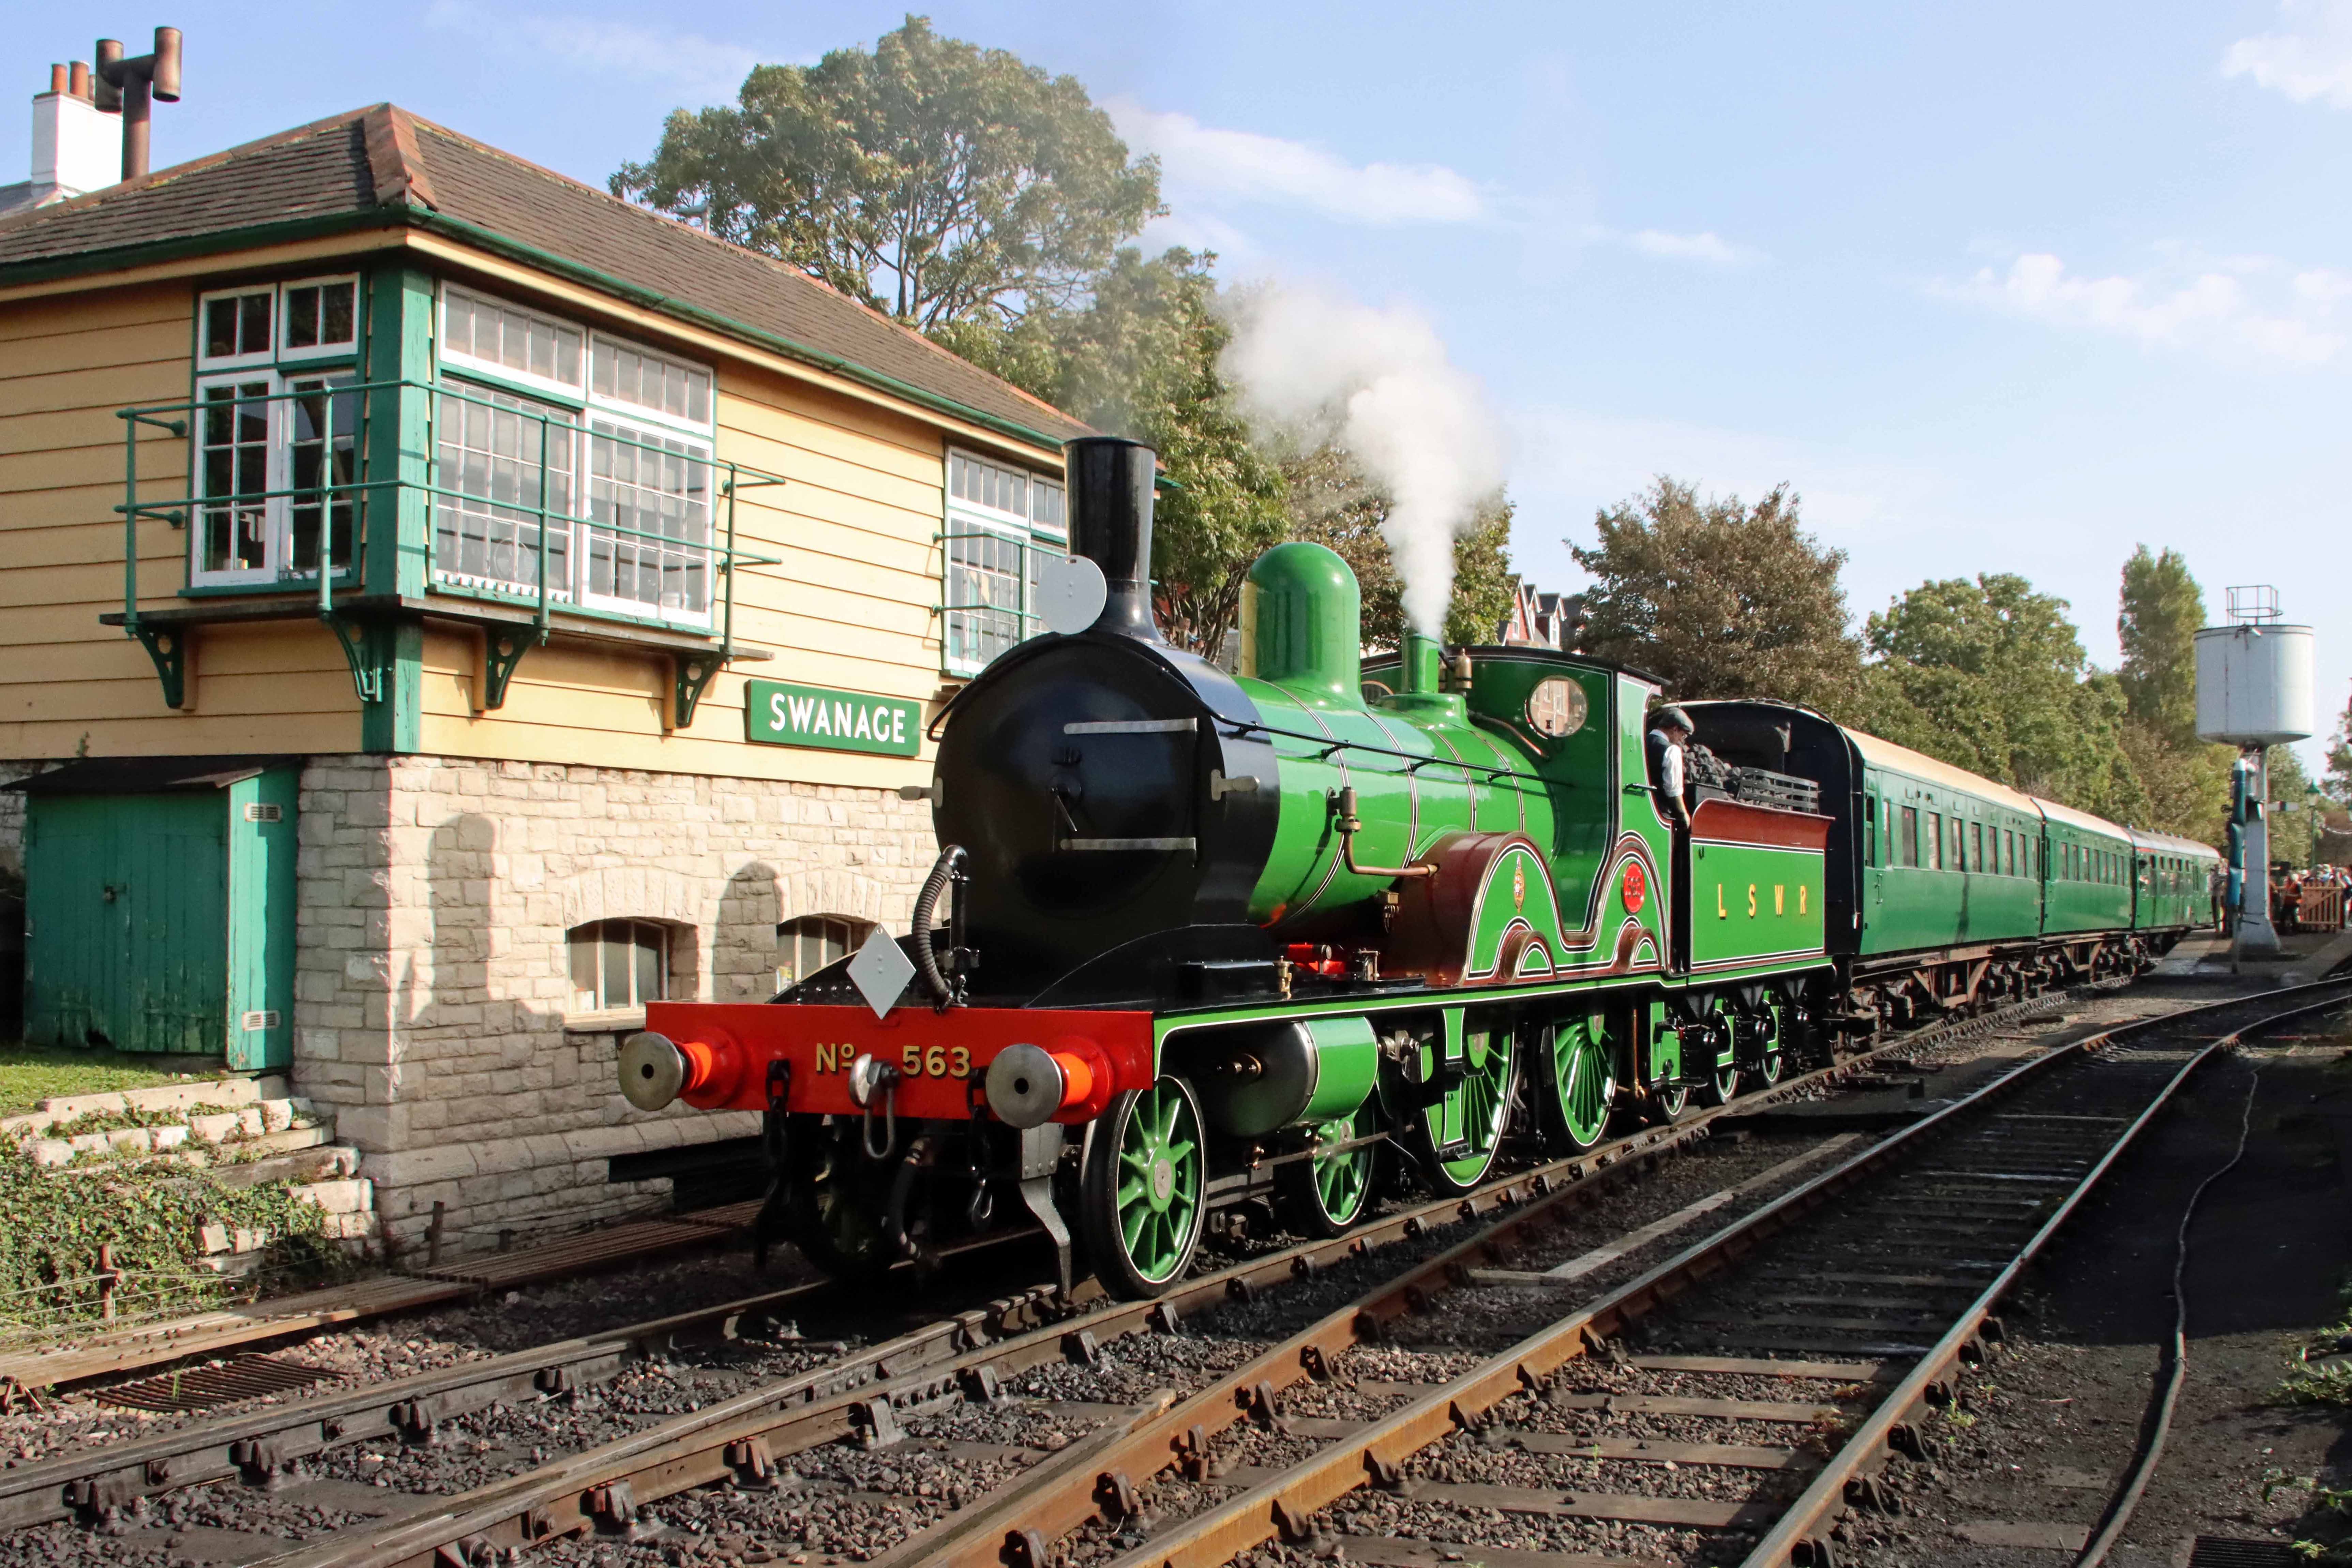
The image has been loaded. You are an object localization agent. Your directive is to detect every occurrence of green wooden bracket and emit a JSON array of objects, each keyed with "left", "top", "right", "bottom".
[
  {"left": 483, "top": 629, "right": 533, "bottom": 711},
  {"left": 673, "top": 651, "right": 721, "bottom": 729},
  {"left": 322, "top": 612, "right": 387, "bottom": 705},
  {"left": 131, "top": 623, "right": 187, "bottom": 709}
]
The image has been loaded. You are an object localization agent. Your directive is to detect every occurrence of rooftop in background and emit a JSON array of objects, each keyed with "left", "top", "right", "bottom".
[{"left": 0, "top": 102, "right": 1089, "bottom": 453}]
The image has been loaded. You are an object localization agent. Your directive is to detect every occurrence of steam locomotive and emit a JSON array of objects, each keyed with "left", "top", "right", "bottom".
[{"left": 616, "top": 438, "right": 2218, "bottom": 1299}]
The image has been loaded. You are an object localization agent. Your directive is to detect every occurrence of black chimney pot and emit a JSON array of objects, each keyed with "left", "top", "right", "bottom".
[{"left": 1064, "top": 437, "right": 1160, "bottom": 641}]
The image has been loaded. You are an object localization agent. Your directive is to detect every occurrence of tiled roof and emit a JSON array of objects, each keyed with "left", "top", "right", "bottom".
[{"left": 0, "top": 105, "right": 1088, "bottom": 449}]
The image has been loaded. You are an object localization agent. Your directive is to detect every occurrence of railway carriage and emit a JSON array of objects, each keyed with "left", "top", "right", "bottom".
[{"left": 617, "top": 437, "right": 2218, "bottom": 1299}]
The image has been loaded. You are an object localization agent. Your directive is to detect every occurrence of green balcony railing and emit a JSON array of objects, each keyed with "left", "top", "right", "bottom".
[{"left": 115, "top": 378, "right": 784, "bottom": 711}]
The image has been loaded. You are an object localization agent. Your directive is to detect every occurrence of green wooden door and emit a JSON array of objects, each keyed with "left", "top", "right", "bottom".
[{"left": 25, "top": 792, "right": 230, "bottom": 1054}]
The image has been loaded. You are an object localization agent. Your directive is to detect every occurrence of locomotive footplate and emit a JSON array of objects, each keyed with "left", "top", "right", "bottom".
[{"left": 627, "top": 1001, "right": 1158, "bottom": 1125}]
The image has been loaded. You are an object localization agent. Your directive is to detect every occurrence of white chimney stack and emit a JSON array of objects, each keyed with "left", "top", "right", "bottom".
[{"left": 30, "top": 61, "right": 121, "bottom": 203}]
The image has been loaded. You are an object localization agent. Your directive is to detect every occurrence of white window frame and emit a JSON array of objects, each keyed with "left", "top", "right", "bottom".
[
  {"left": 196, "top": 284, "right": 279, "bottom": 372},
  {"left": 568, "top": 917, "right": 673, "bottom": 1014},
  {"left": 431, "top": 376, "right": 583, "bottom": 604},
  {"left": 186, "top": 368, "right": 363, "bottom": 588},
  {"left": 438, "top": 283, "right": 588, "bottom": 403},
  {"left": 276, "top": 273, "right": 361, "bottom": 363},
  {"left": 943, "top": 447, "right": 1067, "bottom": 677},
  {"left": 578, "top": 414, "right": 716, "bottom": 627},
  {"left": 589, "top": 333, "right": 714, "bottom": 436}
]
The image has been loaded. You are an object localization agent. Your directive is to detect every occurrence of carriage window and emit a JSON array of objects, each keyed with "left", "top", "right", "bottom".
[
  {"left": 1900, "top": 805, "right": 1919, "bottom": 867},
  {"left": 1525, "top": 676, "right": 1588, "bottom": 738},
  {"left": 1926, "top": 812, "right": 1943, "bottom": 870},
  {"left": 1971, "top": 821, "right": 1984, "bottom": 873},
  {"left": 1863, "top": 797, "right": 1878, "bottom": 866}
]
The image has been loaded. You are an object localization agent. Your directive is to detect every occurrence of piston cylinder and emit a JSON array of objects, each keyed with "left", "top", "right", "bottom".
[{"left": 1191, "top": 1015, "right": 1378, "bottom": 1137}]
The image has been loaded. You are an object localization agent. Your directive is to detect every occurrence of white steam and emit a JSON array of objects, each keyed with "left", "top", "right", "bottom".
[{"left": 1220, "top": 281, "right": 1505, "bottom": 638}]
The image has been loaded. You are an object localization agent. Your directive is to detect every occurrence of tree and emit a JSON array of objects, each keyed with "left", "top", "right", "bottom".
[
  {"left": 2324, "top": 694, "right": 2352, "bottom": 806},
  {"left": 1283, "top": 445, "right": 1515, "bottom": 651},
  {"left": 1857, "top": 573, "right": 2145, "bottom": 820},
  {"left": 940, "top": 247, "right": 1291, "bottom": 661},
  {"left": 612, "top": 15, "right": 1162, "bottom": 328},
  {"left": 1570, "top": 479, "right": 1861, "bottom": 713},
  {"left": 2267, "top": 745, "right": 2321, "bottom": 868},
  {"left": 2116, "top": 545, "right": 2205, "bottom": 745}
]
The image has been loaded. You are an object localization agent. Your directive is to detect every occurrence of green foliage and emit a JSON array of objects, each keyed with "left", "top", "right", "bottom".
[
  {"left": 2270, "top": 744, "right": 2323, "bottom": 869},
  {"left": 2118, "top": 545, "right": 2206, "bottom": 746},
  {"left": 612, "top": 16, "right": 1161, "bottom": 329},
  {"left": 1571, "top": 479, "right": 1861, "bottom": 714},
  {"left": 1855, "top": 573, "right": 2145, "bottom": 819},
  {"left": 2325, "top": 695, "right": 2352, "bottom": 808},
  {"left": 0, "top": 1146, "right": 343, "bottom": 1334},
  {"left": 944, "top": 248, "right": 1291, "bottom": 659},
  {"left": 1284, "top": 444, "right": 1516, "bottom": 652},
  {"left": 0, "top": 1046, "right": 203, "bottom": 1120}
]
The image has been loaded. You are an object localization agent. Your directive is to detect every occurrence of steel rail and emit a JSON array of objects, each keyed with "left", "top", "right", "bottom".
[
  {"left": 255, "top": 982, "right": 2125, "bottom": 1568},
  {"left": 1084, "top": 978, "right": 2352, "bottom": 1568},
  {"left": 16, "top": 980, "right": 2092, "bottom": 1548}
]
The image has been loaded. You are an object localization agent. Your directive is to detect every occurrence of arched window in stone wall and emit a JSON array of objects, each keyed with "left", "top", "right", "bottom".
[
  {"left": 776, "top": 914, "right": 876, "bottom": 993},
  {"left": 569, "top": 918, "right": 676, "bottom": 1013}
]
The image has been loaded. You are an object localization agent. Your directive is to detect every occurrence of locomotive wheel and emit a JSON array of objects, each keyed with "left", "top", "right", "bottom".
[
  {"left": 1539, "top": 1012, "right": 1616, "bottom": 1153},
  {"left": 1276, "top": 1103, "right": 1380, "bottom": 1237},
  {"left": 788, "top": 1117, "right": 899, "bottom": 1283},
  {"left": 1413, "top": 1022, "right": 1516, "bottom": 1194},
  {"left": 1694, "top": 1002, "right": 1740, "bottom": 1107},
  {"left": 1644, "top": 1081, "right": 1691, "bottom": 1125},
  {"left": 1749, "top": 1000, "right": 1788, "bottom": 1087},
  {"left": 1079, "top": 1074, "right": 1207, "bottom": 1298}
]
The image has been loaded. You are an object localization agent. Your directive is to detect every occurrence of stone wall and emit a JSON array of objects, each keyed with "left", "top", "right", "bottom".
[
  {"left": 0, "top": 760, "right": 49, "bottom": 878},
  {"left": 294, "top": 753, "right": 937, "bottom": 1256}
]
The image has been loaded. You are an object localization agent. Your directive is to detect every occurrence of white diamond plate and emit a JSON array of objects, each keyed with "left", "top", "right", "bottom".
[{"left": 847, "top": 926, "right": 916, "bottom": 1019}]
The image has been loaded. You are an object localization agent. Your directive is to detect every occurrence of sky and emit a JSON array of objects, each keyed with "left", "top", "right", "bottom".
[{"left": 5, "top": 0, "right": 2349, "bottom": 767}]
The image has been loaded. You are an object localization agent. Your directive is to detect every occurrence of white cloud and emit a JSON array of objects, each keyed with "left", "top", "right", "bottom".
[
  {"left": 423, "top": 1, "right": 763, "bottom": 105},
  {"left": 1108, "top": 101, "right": 1485, "bottom": 225},
  {"left": 2224, "top": 0, "right": 2352, "bottom": 107},
  {"left": 1621, "top": 227, "right": 1760, "bottom": 266},
  {"left": 1943, "top": 250, "right": 2348, "bottom": 365}
]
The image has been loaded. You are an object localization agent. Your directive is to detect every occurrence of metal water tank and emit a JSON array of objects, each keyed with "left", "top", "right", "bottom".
[{"left": 2195, "top": 621, "right": 2315, "bottom": 745}]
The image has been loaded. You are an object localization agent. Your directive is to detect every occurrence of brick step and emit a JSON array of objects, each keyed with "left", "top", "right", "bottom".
[
  {"left": 1, "top": 1073, "right": 291, "bottom": 1139},
  {"left": 22, "top": 1099, "right": 335, "bottom": 1168}
]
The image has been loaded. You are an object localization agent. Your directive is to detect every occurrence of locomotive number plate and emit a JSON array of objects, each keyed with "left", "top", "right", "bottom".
[{"left": 810, "top": 1042, "right": 972, "bottom": 1078}]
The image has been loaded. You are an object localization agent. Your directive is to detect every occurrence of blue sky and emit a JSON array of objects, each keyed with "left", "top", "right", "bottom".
[{"left": 7, "top": 1, "right": 2349, "bottom": 766}]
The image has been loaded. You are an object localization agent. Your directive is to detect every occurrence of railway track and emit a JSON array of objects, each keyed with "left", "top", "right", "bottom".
[
  {"left": 884, "top": 978, "right": 2350, "bottom": 1568},
  {"left": 0, "top": 980, "right": 2124, "bottom": 1561}
]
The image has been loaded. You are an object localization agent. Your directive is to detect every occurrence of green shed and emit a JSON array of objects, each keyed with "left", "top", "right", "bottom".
[{"left": 11, "top": 757, "right": 298, "bottom": 1070}]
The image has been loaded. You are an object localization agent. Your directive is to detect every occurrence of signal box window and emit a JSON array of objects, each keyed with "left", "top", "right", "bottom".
[
  {"left": 281, "top": 278, "right": 358, "bottom": 357},
  {"left": 777, "top": 914, "right": 878, "bottom": 992},
  {"left": 944, "top": 448, "right": 1068, "bottom": 675},
  {"left": 569, "top": 918, "right": 670, "bottom": 1013}
]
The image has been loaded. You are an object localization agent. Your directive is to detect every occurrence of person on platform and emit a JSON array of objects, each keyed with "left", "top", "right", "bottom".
[{"left": 1647, "top": 706, "right": 1695, "bottom": 832}]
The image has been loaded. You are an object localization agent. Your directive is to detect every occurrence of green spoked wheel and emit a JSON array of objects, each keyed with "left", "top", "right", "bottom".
[
  {"left": 1413, "top": 1022, "right": 1516, "bottom": 1195},
  {"left": 1276, "top": 1102, "right": 1381, "bottom": 1237},
  {"left": 1750, "top": 999, "right": 1789, "bottom": 1087},
  {"left": 1539, "top": 1012, "right": 1616, "bottom": 1153},
  {"left": 1643, "top": 1025, "right": 1691, "bottom": 1125},
  {"left": 1079, "top": 1075, "right": 1207, "bottom": 1299},
  {"left": 1694, "top": 1001, "right": 1741, "bottom": 1108}
]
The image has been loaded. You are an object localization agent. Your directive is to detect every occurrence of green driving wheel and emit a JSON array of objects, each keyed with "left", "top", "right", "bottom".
[
  {"left": 1751, "top": 999, "right": 1789, "bottom": 1086},
  {"left": 1079, "top": 1074, "right": 1207, "bottom": 1298},
  {"left": 1277, "top": 1102, "right": 1380, "bottom": 1236},
  {"left": 1414, "top": 1021, "right": 1516, "bottom": 1194},
  {"left": 1540, "top": 1012, "right": 1616, "bottom": 1153},
  {"left": 1694, "top": 1001, "right": 1741, "bottom": 1107}
]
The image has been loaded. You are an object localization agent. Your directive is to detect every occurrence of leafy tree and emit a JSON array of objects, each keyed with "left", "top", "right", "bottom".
[
  {"left": 612, "top": 15, "right": 1162, "bottom": 328},
  {"left": 2117, "top": 545, "right": 2205, "bottom": 745},
  {"left": 1283, "top": 445, "right": 1515, "bottom": 650},
  {"left": 942, "top": 248, "right": 1291, "bottom": 660},
  {"left": 2324, "top": 694, "right": 2352, "bottom": 806},
  {"left": 1857, "top": 573, "right": 2145, "bottom": 819},
  {"left": 1570, "top": 479, "right": 1861, "bottom": 713},
  {"left": 2267, "top": 745, "right": 2321, "bottom": 869}
]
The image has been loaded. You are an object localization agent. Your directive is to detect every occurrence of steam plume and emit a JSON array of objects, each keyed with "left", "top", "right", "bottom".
[{"left": 1220, "top": 281, "right": 1505, "bottom": 637}]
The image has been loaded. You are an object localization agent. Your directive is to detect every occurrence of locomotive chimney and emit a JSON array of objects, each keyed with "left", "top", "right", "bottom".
[{"left": 1063, "top": 436, "right": 1161, "bottom": 642}]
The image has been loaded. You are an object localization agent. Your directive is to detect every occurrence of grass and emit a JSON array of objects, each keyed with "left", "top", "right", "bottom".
[{"left": 0, "top": 1042, "right": 216, "bottom": 1119}]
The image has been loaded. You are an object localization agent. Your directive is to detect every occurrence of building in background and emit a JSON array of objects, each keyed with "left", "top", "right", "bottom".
[
  {"left": 0, "top": 94, "right": 1091, "bottom": 1254},
  {"left": 0, "top": 60, "right": 121, "bottom": 216},
  {"left": 1497, "top": 580, "right": 1584, "bottom": 651}
]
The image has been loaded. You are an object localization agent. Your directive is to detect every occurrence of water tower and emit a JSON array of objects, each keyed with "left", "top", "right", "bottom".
[{"left": 2195, "top": 585, "right": 2316, "bottom": 957}]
